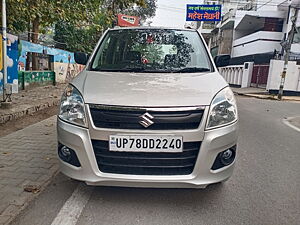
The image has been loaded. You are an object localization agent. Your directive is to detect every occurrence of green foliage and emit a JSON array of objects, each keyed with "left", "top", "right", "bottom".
[
  {"left": 53, "top": 0, "right": 157, "bottom": 53},
  {"left": 101, "top": 0, "right": 156, "bottom": 25},
  {"left": 3, "top": 0, "right": 157, "bottom": 53},
  {"left": 5, "top": 0, "right": 104, "bottom": 33},
  {"left": 123, "top": 0, "right": 157, "bottom": 24},
  {"left": 53, "top": 22, "right": 102, "bottom": 53}
]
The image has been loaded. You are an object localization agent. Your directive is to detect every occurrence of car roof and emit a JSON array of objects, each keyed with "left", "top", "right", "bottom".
[{"left": 109, "top": 26, "right": 198, "bottom": 32}]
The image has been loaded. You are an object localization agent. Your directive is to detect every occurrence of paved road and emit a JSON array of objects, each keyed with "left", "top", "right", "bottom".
[{"left": 9, "top": 97, "right": 300, "bottom": 225}]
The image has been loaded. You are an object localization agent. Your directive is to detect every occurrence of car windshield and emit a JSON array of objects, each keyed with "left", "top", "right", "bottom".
[{"left": 90, "top": 29, "right": 213, "bottom": 73}]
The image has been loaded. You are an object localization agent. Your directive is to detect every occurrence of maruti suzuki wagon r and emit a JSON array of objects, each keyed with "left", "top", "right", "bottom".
[{"left": 57, "top": 27, "right": 238, "bottom": 188}]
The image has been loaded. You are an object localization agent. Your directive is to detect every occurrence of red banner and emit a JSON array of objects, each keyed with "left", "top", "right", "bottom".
[{"left": 117, "top": 14, "right": 139, "bottom": 27}]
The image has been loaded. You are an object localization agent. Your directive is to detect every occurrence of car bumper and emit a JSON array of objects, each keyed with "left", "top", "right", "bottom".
[{"left": 57, "top": 118, "right": 238, "bottom": 188}]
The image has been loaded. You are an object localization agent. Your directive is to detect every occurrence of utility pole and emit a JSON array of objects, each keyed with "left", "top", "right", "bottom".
[
  {"left": 278, "top": 7, "right": 299, "bottom": 100},
  {"left": 1, "top": 0, "right": 8, "bottom": 102}
]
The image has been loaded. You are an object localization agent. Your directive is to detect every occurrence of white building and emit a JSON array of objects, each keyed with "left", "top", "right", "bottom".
[
  {"left": 198, "top": 0, "right": 240, "bottom": 46},
  {"left": 208, "top": 0, "right": 300, "bottom": 61},
  {"left": 232, "top": 0, "right": 300, "bottom": 58},
  {"left": 200, "top": 0, "right": 257, "bottom": 57},
  {"left": 231, "top": 9, "right": 286, "bottom": 58},
  {"left": 207, "top": 0, "right": 300, "bottom": 93}
]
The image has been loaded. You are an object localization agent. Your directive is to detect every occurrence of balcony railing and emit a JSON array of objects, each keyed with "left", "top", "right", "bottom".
[{"left": 219, "top": 65, "right": 244, "bottom": 86}]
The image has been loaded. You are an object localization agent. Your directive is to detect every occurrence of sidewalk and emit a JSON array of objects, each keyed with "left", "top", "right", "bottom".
[
  {"left": 0, "top": 84, "right": 66, "bottom": 124},
  {"left": 0, "top": 116, "right": 58, "bottom": 225},
  {"left": 231, "top": 87, "right": 300, "bottom": 102}
]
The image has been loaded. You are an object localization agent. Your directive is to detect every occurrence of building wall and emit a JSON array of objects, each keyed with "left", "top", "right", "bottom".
[
  {"left": 54, "top": 62, "right": 85, "bottom": 83},
  {"left": 19, "top": 40, "right": 83, "bottom": 85},
  {"left": 1, "top": 35, "right": 84, "bottom": 93},
  {"left": 219, "top": 29, "right": 234, "bottom": 55},
  {"left": 232, "top": 31, "right": 284, "bottom": 57},
  {"left": 289, "top": 8, "right": 300, "bottom": 54},
  {"left": 257, "top": 0, "right": 286, "bottom": 11},
  {"left": 291, "top": 43, "right": 300, "bottom": 53},
  {"left": 19, "top": 40, "right": 75, "bottom": 71},
  {"left": 234, "top": 10, "right": 285, "bottom": 28},
  {"left": 0, "top": 34, "right": 19, "bottom": 94},
  {"left": 267, "top": 59, "right": 300, "bottom": 92},
  {"left": 233, "top": 40, "right": 282, "bottom": 57},
  {"left": 234, "top": 18, "right": 265, "bottom": 40},
  {"left": 18, "top": 71, "right": 55, "bottom": 90}
]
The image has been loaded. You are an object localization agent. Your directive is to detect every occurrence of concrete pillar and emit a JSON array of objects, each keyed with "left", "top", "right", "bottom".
[
  {"left": 238, "top": 68, "right": 243, "bottom": 85},
  {"left": 232, "top": 68, "right": 237, "bottom": 84},
  {"left": 228, "top": 69, "right": 232, "bottom": 84},
  {"left": 225, "top": 69, "right": 229, "bottom": 81},
  {"left": 241, "top": 62, "right": 254, "bottom": 88}
]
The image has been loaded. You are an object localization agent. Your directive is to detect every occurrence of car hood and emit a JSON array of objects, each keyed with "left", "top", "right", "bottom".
[{"left": 71, "top": 71, "right": 228, "bottom": 107}]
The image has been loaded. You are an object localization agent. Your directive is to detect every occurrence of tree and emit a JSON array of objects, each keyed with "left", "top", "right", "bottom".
[
  {"left": 5, "top": 0, "right": 103, "bottom": 40},
  {"left": 53, "top": 22, "right": 102, "bottom": 53},
  {"left": 53, "top": 0, "right": 157, "bottom": 53},
  {"left": 2, "top": 0, "right": 157, "bottom": 58},
  {"left": 3, "top": 0, "right": 106, "bottom": 69},
  {"left": 123, "top": 0, "right": 157, "bottom": 24},
  {"left": 101, "top": 0, "right": 146, "bottom": 26}
]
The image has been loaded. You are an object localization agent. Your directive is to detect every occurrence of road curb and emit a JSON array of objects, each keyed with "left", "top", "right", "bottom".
[
  {"left": 0, "top": 99, "right": 60, "bottom": 125},
  {"left": 233, "top": 91, "right": 300, "bottom": 102},
  {"left": 238, "top": 93, "right": 277, "bottom": 100}
]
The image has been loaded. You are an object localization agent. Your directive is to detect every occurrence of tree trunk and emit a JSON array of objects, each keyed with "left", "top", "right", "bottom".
[
  {"left": 31, "top": 17, "right": 40, "bottom": 70},
  {"left": 111, "top": 0, "right": 116, "bottom": 27}
]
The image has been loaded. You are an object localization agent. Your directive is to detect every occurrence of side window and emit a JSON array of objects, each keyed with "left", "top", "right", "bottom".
[{"left": 92, "top": 36, "right": 111, "bottom": 69}]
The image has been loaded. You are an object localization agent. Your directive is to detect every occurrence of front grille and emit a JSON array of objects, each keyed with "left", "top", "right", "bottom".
[
  {"left": 89, "top": 105, "right": 204, "bottom": 130},
  {"left": 92, "top": 140, "right": 201, "bottom": 175}
]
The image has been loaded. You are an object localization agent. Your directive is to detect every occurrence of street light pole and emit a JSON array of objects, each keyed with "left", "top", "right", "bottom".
[
  {"left": 278, "top": 7, "right": 299, "bottom": 100},
  {"left": 1, "top": 0, "right": 8, "bottom": 102}
]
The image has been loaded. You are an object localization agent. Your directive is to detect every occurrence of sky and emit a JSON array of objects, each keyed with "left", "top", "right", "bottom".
[{"left": 149, "top": 0, "right": 204, "bottom": 28}]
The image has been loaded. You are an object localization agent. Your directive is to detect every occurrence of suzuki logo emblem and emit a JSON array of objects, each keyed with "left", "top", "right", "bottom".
[{"left": 139, "top": 112, "right": 154, "bottom": 128}]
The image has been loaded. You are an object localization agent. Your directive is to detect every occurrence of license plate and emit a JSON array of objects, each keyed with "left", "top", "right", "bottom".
[{"left": 109, "top": 135, "right": 183, "bottom": 152}]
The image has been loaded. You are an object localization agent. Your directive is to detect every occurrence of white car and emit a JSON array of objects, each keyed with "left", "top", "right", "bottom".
[{"left": 57, "top": 27, "right": 238, "bottom": 188}]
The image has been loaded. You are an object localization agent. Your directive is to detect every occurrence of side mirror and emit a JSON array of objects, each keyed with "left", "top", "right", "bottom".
[
  {"left": 74, "top": 52, "right": 88, "bottom": 65},
  {"left": 214, "top": 54, "right": 231, "bottom": 67}
]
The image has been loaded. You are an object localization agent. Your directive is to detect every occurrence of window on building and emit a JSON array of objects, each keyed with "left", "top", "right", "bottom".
[{"left": 263, "top": 18, "right": 283, "bottom": 32}]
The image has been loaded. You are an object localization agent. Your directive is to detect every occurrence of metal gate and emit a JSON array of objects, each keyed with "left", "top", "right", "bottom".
[{"left": 251, "top": 65, "right": 270, "bottom": 88}]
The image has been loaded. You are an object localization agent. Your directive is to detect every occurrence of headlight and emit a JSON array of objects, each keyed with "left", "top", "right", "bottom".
[
  {"left": 206, "top": 87, "right": 238, "bottom": 130},
  {"left": 59, "top": 84, "right": 87, "bottom": 127}
]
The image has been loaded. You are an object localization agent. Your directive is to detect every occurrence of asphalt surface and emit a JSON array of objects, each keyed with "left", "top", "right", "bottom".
[{"left": 9, "top": 96, "right": 300, "bottom": 225}]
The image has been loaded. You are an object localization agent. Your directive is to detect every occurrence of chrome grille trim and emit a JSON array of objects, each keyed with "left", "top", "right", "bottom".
[{"left": 88, "top": 104, "right": 206, "bottom": 112}]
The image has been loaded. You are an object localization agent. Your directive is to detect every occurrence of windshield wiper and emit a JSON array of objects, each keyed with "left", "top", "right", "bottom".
[
  {"left": 174, "top": 67, "right": 211, "bottom": 73},
  {"left": 122, "top": 67, "right": 145, "bottom": 72},
  {"left": 93, "top": 67, "right": 145, "bottom": 72}
]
